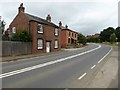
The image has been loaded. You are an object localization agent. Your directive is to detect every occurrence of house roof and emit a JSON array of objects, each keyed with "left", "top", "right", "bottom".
[
  {"left": 61, "top": 26, "right": 78, "bottom": 34},
  {"left": 25, "top": 13, "right": 59, "bottom": 28}
]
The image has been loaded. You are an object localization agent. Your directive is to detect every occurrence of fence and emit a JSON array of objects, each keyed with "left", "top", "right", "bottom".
[{"left": 2, "top": 41, "right": 32, "bottom": 56}]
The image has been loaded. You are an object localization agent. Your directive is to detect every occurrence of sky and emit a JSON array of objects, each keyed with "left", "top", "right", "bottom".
[{"left": 0, "top": 0, "right": 119, "bottom": 35}]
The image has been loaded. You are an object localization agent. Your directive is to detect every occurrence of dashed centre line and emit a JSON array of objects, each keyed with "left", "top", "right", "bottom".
[
  {"left": 91, "top": 65, "right": 96, "bottom": 69},
  {"left": 78, "top": 73, "right": 87, "bottom": 80}
]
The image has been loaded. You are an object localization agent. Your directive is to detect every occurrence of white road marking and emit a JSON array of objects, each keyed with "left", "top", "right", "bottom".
[
  {"left": 78, "top": 73, "right": 87, "bottom": 80},
  {"left": 91, "top": 65, "right": 96, "bottom": 69},
  {"left": 98, "top": 46, "right": 112, "bottom": 63},
  {"left": 0, "top": 44, "right": 101, "bottom": 79}
]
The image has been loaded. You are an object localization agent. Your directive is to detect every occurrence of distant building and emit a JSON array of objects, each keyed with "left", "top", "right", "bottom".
[{"left": 59, "top": 22, "right": 78, "bottom": 48}]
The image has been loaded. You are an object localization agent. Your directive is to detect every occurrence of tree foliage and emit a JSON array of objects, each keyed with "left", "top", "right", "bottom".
[
  {"left": 78, "top": 33, "right": 87, "bottom": 45},
  {"left": 100, "top": 27, "right": 115, "bottom": 42},
  {"left": 11, "top": 30, "right": 32, "bottom": 42},
  {"left": 115, "top": 27, "right": 120, "bottom": 42},
  {"left": 110, "top": 33, "right": 117, "bottom": 44}
]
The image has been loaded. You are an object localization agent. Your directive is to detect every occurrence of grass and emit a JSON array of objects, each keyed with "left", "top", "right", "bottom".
[{"left": 101, "top": 42, "right": 119, "bottom": 46}]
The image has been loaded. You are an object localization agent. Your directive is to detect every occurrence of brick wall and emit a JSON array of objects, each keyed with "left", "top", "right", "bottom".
[{"left": 9, "top": 12, "right": 29, "bottom": 33}]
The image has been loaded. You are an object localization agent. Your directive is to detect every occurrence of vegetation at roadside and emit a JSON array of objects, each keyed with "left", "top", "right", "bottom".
[
  {"left": 11, "top": 30, "right": 32, "bottom": 42},
  {"left": 78, "top": 33, "right": 87, "bottom": 45}
]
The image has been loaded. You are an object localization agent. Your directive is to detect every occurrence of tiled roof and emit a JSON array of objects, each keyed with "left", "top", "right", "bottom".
[
  {"left": 61, "top": 26, "right": 78, "bottom": 34},
  {"left": 25, "top": 13, "right": 59, "bottom": 28}
]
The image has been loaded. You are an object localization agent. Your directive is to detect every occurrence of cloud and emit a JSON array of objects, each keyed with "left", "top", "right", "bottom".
[{"left": 0, "top": 0, "right": 118, "bottom": 35}]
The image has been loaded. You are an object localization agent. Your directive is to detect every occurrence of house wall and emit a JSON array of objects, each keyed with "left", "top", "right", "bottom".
[
  {"left": 61, "top": 30, "right": 67, "bottom": 48},
  {"left": 29, "top": 21, "right": 61, "bottom": 54},
  {"left": 61, "top": 29, "right": 78, "bottom": 48},
  {"left": 9, "top": 12, "right": 29, "bottom": 33}
]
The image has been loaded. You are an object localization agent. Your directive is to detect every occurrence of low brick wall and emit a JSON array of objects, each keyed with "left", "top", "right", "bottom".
[{"left": 2, "top": 41, "right": 32, "bottom": 56}]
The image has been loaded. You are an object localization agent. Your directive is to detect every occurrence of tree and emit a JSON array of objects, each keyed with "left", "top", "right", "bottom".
[
  {"left": 115, "top": 27, "right": 120, "bottom": 42},
  {"left": 78, "top": 33, "right": 87, "bottom": 45},
  {"left": 11, "top": 30, "right": 32, "bottom": 42},
  {"left": 100, "top": 27, "right": 115, "bottom": 42},
  {"left": 1, "top": 20, "right": 6, "bottom": 34},
  {"left": 110, "top": 33, "right": 117, "bottom": 44}
]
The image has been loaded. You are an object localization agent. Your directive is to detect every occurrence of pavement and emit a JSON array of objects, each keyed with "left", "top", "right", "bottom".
[
  {"left": 1, "top": 44, "right": 118, "bottom": 88},
  {"left": 86, "top": 46, "right": 118, "bottom": 88}
]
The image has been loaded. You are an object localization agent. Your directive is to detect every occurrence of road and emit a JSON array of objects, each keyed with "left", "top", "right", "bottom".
[{"left": 1, "top": 44, "right": 112, "bottom": 88}]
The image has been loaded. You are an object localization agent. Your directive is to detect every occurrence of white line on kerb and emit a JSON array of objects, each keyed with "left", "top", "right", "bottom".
[
  {"left": 91, "top": 65, "right": 96, "bottom": 69},
  {"left": 0, "top": 44, "right": 101, "bottom": 79},
  {"left": 98, "top": 46, "right": 112, "bottom": 63},
  {"left": 78, "top": 73, "right": 87, "bottom": 80}
]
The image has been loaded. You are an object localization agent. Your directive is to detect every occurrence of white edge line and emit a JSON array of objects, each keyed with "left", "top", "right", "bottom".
[
  {"left": 78, "top": 73, "right": 87, "bottom": 80},
  {"left": 91, "top": 65, "right": 96, "bottom": 69},
  {"left": 0, "top": 44, "right": 101, "bottom": 79},
  {"left": 98, "top": 46, "right": 112, "bottom": 64}
]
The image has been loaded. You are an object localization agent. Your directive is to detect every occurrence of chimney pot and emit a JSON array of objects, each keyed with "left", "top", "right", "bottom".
[
  {"left": 59, "top": 21, "right": 62, "bottom": 28},
  {"left": 65, "top": 25, "right": 68, "bottom": 29},
  {"left": 46, "top": 14, "right": 51, "bottom": 22},
  {"left": 18, "top": 3, "right": 25, "bottom": 13}
]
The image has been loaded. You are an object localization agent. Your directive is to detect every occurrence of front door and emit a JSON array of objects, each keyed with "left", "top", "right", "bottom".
[{"left": 46, "top": 42, "right": 51, "bottom": 53}]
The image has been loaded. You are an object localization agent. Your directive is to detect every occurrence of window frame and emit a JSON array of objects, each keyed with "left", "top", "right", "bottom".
[
  {"left": 37, "top": 39, "right": 43, "bottom": 50},
  {"left": 38, "top": 24, "right": 43, "bottom": 34},
  {"left": 12, "top": 27, "right": 16, "bottom": 34},
  {"left": 54, "top": 28, "right": 59, "bottom": 36},
  {"left": 54, "top": 40, "right": 59, "bottom": 49}
]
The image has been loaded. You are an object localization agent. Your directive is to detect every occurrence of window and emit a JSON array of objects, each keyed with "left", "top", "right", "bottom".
[
  {"left": 12, "top": 27, "right": 16, "bottom": 33},
  {"left": 37, "top": 39, "right": 43, "bottom": 49},
  {"left": 75, "top": 34, "right": 76, "bottom": 38},
  {"left": 54, "top": 40, "right": 58, "bottom": 48},
  {"left": 72, "top": 33, "right": 73, "bottom": 37},
  {"left": 68, "top": 38, "right": 70, "bottom": 43},
  {"left": 55, "top": 28, "right": 58, "bottom": 36},
  {"left": 38, "top": 24, "right": 43, "bottom": 33},
  {"left": 68, "top": 31, "right": 70, "bottom": 36}
]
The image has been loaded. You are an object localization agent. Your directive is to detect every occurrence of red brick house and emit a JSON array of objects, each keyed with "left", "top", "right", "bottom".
[
  {"left": 59, "top": 22, "right": 78, "bottom": 48},
  {"left": 8, "top": 3, "right": 61, "bottom": 53}
]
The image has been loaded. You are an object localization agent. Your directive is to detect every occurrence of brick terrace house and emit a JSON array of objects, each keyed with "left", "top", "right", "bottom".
[
  {"left": 8, "top": 3, "right": 61, "bottom": 53},
  {"left": 59, "top": 22, "right": 78, "bottom": 48}
]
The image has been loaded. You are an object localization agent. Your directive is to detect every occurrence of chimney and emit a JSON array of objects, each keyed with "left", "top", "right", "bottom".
[
  {"left": 46, "top": 14, "right": 51, "bottom": 22},
  {"left": 59, "top": 21, "right": 62, "bottom": 28},
  {"left": 18, "top": 3, "right": 25, "bottom": 13},
  {"left": 65, "top": 25, "right": 68, "bottom": 29}
]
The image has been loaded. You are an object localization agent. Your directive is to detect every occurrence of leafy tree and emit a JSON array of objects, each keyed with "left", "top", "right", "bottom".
[
  {"left": 78, "top": 33, "right": 87, "bottom": 45},
  {"left": 110, "top": 33, "right": 117, "bottom": 44},
  {"left": 12, "top": 30, "right": 32, "bottom": 42},
  {"left": 1, "top": 20, "right": 6, "bottom": 34},
  {"left": 100, "top": 27, "right": 115, "bottom": 42},
  {"left": 115, "top": 27, "right": 120, "bottom": 42}
]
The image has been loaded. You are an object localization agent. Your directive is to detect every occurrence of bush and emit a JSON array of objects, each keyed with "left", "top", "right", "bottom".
[{"left": 11, "top": 30, "right": 32, "bottom": 42}]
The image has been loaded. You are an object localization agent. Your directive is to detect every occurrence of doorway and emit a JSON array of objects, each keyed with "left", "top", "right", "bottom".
[{"left": 46, "top": 41, "right": 51, "bottom": 53}]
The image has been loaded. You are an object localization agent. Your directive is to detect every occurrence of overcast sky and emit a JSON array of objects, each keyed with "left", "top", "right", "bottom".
[{"left": 0, "top": 0, "right": 119, "bottom": 35}]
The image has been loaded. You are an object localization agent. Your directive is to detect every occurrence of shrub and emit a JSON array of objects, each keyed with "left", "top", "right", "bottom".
[{"left": 11, "top": 30, "right": 32, "bottom": 42}]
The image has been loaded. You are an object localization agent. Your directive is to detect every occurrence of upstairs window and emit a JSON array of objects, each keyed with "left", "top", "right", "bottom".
[
  {"left": 68, "top": 31, "right": 70, "bottom": 36},
  {"left": 12, "top": 27, "right": 16, "bottom": 33},
  {"left": 55, "top": 28, "right": 58, "bottom": 36},
  {"left": 72, "top": 33, "right": 73, "bottom": 37},
  {"left": 38, "top": 24, "right": 43, "bottom": 33},
  {"left": 75, "top": 34, "right": 76, "bottom": 38},
  {"left": 54, "top": 40, "right": 58, "bottom": 48}
]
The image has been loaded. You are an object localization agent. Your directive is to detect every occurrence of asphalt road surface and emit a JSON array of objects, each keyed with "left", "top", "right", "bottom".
[{"left": 1, "top": 44, "right": 112, "bottom": 88}]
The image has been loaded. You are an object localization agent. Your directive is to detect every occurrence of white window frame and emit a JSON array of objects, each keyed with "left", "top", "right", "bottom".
[
  {"left": 12, "top": 27, "right": 16, "bottom": 33},
  {"left": 55, "top": 28, "right": 58, "bottom": 36},
  {"left": 38, "top": 24, "right": 43, "bottom": 33},
  {"left": 37, "top": 39, "right": 43, "bottom": 49},
  {"left": 54, "top": 40, "right": 58, "bottom": 48}
]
